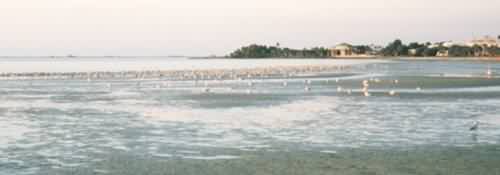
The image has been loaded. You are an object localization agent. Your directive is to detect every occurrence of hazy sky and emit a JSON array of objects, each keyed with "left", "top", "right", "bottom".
[{"left": 0, "top": 0, "right": 499, "bottom": 56}]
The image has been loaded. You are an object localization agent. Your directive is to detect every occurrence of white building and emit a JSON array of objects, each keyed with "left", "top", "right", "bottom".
[
  {"left": 466, "top": 36, "right": 499, "bottom": 47},
  {"left": 330, "top": 43, "right": 353, "bottom": 57}
]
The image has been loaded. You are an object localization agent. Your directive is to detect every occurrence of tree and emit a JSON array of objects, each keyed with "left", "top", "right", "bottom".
[
  {"left": 381, "top": 39, "right": 408, "bottom": 56},
  {"left": 228, "top": 44, "right": 330, "bottom": 58},
  {"left": 422, "top": 47, "right": 438, "bottom": 57},
  {"left": 448, "top": 46, "right": 474, "bottom": 57},
  {"left": 352, "top": 45, "right": 372, "bottom": 54}
]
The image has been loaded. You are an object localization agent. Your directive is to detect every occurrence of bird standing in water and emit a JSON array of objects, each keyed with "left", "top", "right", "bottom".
[{"left": 470, "top": 121, "right": 479, "bottom": 131}]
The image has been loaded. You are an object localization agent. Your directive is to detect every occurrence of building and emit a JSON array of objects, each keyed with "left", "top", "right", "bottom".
[
  {"left": 408, "top": 49, "right": 418, "bottom": 56},
  {"left": 466, "top": 36, "right": 499, "bottom": 47},
  {"left": 442, "top": 41, "right": 456, "bottom": 48},
  {"left": 436, "top": 50, "right": 449, "bottom": 57},
  {"left": 428, "top": 43, "right": 441, "bottom": 48},
  {"left": 330, "top": 43, "right": 353, "bottom": 57}
]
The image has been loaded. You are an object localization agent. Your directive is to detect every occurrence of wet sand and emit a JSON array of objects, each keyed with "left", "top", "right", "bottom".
[{"left": 46, "top": 145, "right": 500, "bottom": 175}]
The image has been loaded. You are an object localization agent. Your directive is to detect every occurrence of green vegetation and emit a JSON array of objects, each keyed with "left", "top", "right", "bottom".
[
  {"left": 380, "top": 39, "right": 500, "bottom": 57},
  {"left": 380, "top": 39, "right": 408, "bottom": 56},
  {"left": 228, "top": 38, "right": 500, "bottom": 58},
  {"left": 228, "top": 44, "right": 330, "bottom": 58},
  {"left": 352, "top": 45, "right": 373, "bottom": 55}
]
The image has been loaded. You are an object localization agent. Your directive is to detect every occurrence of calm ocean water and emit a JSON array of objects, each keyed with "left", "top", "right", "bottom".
[{"left": 1, "top": 58, "right": 500, "bottom": 175}]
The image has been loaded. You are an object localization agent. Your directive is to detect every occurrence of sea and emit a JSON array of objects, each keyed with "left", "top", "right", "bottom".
[{"left": 1, "top": 57, "right": 500, "bottom": 175}]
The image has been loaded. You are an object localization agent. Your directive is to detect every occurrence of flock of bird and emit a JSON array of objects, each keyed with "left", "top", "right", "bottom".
[
  {"left": 2, "top": 64, "right": 493, "bottom": 132},
  {"left": 2, "top": 64, "right": 495, "bottom": 98},
  {"left": 0, "top": 65, "right": 350, "bottom": 81}
]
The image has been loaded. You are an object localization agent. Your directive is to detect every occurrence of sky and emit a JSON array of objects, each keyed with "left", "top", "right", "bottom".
[{"left": 0, "top": 0, "right": 499, "bottom": 56}]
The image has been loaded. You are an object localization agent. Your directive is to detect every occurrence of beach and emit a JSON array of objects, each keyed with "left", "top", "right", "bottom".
[{"left": 1, "top": 57, "right": 500, "bottom": 175}]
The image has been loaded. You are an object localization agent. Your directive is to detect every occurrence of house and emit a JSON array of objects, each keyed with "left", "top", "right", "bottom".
[
  {"left": 436, "top": 50, "right": 449, "bottom": 57},
  {"left": 442, "top": 41, "right": 456, "bottom": 48},
  {"left": 428, "top": 43, "right": 441, "bottom": 48},
  {"left": 466, "top": 36, "right": 499, "bottom": 47},
  {"left": 330, "top": 43, "right": 353, "bottom": 57},
  {"left": 408, "top": 49, "right": 418, "bottom": 56}
]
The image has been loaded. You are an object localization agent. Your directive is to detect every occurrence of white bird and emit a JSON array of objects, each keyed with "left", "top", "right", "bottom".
[
  {"left": 362, "top": 80, "right": 370, "bottom": 87},
  {"left": 346, "top": 89, "right": 352, "bottom": 95},
  {"left": 304, "top": 86, "right": 311, "bottom": 92},
  {"left": 362, "top": 86, "right": 369, "bottom": 92},
  {"left": 282, "top": 81, "right": 288, "bottom": 87},
  {"left": 335, "top": 78, "right": 339, "bottom": 83},
  {"left": 416, "top": 86, "right": 422, "bottom": 91},
  {"left": 389, "top": 90, "right": 396, "bottom": 96},
  {"left": 337, "top": 86, "right": 343, "bottom": 92},
  {"left": 393, "top": 79, "right": 399, "bottom": 84},
  {"left": 363, "top": 91, "right": 371, "bottom": 97},
  {"left": 470, "top": 121, "right": 479, "bottom": 131}
]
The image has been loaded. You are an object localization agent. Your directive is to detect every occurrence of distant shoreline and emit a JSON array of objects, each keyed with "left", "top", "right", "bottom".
[
  {"left": 1, "top": 55, "right": 499, "bottom": 62},
  {"left": 191, "top": 56, "right": 500, "bottom": 62}
]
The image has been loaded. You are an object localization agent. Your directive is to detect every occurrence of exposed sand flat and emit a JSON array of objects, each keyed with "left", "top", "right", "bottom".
[
  {"left": 0, "top": 58, "right": 383, "bottom": 73},
  {"left": 0, "top": 58, "right": 384, "bottom": 80}
]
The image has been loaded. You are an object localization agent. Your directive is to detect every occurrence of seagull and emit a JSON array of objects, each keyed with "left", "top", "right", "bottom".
[
  {"left": 362, "top": 80, "right": 370, "bottom": 87},
  {"left": 337, "top": 86, "right": 343, "bottom": 92},
  {"left": 304, "top": 79, "right": 311, "bottom": 85},
  {"left": 389, "top": 90, "right": 396, "bottom": 96},
  {"left": 202, "top": 87, "right": 211, "bottom": 93},
  {"left": 362, "top": 86, "right": 369, "bottom": 92},
  {"left": 304, "top": 86, "right": 311, "bottom": 92},
  {"left": 470, "top": 121, "right": 479, "bottom": 131},
  {"left": 363, "top": 91, "right": 371, "bottom": 97},
  {"left": 282, "top": 81, "right": 288, "bottom": 87}
]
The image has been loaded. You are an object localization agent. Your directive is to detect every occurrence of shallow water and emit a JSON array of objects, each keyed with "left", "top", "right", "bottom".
[
  {"left": 0, "top": 57, "right": 378, "bottom": 73},
  {"left": 1, "top": 58, "right": 500, "bottom": 174}
]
